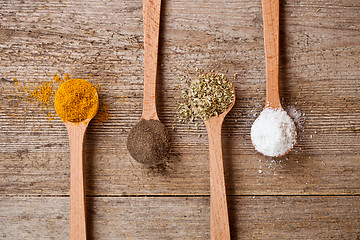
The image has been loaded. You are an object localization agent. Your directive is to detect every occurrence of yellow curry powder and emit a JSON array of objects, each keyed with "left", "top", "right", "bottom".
[
  {"left": 95, "top": 102, "right": 109, "bottom": 123},
  {"left": 55, "top": 79, "right": 98, "bottom": 123},
  {"left": 6, "top": 74, "right": 109, "bottom": 125},
  {"left": 28, "top": 81, "right": 53, "bottom": 105}
]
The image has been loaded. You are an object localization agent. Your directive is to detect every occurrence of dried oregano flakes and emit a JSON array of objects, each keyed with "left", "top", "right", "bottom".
[{"left": 177, "top": 70, "right": 235, "bottom": 123}]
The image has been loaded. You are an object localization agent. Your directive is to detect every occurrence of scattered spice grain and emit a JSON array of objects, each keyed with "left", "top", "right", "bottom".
[
  {"left": 3, "top": 73, "right": 110, "bottom": 128},
  {"left": 27, "top": 81, "right": 54, "bottom": 106},
  {"left": 95, "top": 102, "right": 110, "bottom": 124}
]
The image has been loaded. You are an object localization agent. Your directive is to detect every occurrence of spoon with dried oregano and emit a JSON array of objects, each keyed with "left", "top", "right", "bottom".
[
  {"left": 127, "top": 0, "right": 169, "bottom": 166},
  {"left": 55, "top": 78, "right": 99, "bottom": 240},
  {"left": 250, "top": 0, "right": 296, "bottom": 157},
  {"left": 190, "top": 71, "right": 235, "bottom": 239}
]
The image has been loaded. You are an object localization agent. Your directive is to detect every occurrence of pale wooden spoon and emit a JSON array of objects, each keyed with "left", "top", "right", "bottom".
[
  {"left": 193, "top": 81, "right": 235, "bottom": 240},
  {"left": 141, "top": 0, "right": 161, "bottom": 121},
  {"left": 260, "top": 0, "right": 296, "bottom": 156},
  {"left": 127, "top": 0, "right": 166, "bottom": 166},
  {"left": 62, "top": 98, "right": 98, "bottom": 240},
  {"left": 262, "top": 0, "right": 281, "bottom": 109}
]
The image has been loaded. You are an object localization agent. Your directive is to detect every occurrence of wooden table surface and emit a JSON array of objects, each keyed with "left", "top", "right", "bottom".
[{"left": 1, "top": 0, "right": 359, "bottom": 239}]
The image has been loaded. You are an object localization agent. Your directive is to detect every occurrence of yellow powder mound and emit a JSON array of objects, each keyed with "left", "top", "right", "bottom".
[
  {"left": 7, "top": 74, "right": 109, "bottom": 125},
  {"left": 55, "top": 79, "right": 98, "bottom": 123}
]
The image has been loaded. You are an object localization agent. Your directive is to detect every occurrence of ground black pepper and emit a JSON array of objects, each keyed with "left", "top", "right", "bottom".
[{"left": 127, "top": 119, "right": 169, "bottom": 165}]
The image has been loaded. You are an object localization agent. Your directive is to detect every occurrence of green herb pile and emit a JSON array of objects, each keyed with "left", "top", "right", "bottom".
[{"left": 177, "top": 70, "right": 234, "bottom": 122}]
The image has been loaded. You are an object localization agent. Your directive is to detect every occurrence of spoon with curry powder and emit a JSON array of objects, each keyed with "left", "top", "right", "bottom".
[
  {"left": 190, "top": 72, "right": 235, "bottom": 239},
  {"left": 55, "top": 79, "right": 99, "bottom": 240},
  {"left": 127, "top": 0, "right": 169, "bottom": 166},
  {"left": 250, "top": 0, "right": 296, "bottom": 157}
]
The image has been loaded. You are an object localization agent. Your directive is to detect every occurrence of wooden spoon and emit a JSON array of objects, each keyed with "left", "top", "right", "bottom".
[
  {"left": 127, "top": 0, "right": 167, "bottom": 166},
  {"left": 141, "top": 0, "right": 161, "bottom": 120},
  {"left": 262, "top": 0, "right": 281, "bottom": 109},
  {"left": 257, "top": 0, "right": 296, "bottom": 157},
  {"left": 195, "top": 81, "right": 235, "bottom": 240},
  {"left": 63, "top": 100, "right": 98, "bottom": 240},
  {"left": 66, "top": 122, "right": 91, "bottom": 240}
]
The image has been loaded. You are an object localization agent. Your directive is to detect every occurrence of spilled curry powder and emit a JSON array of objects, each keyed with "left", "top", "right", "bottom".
[
  {"left": 95, "top": 102, "right": 109, "bottom": 124},
  {"left": 28, "top": 81, "right": 53, "bottom": 105},
  {"left": 24, "top": 74, "right": 68, "bottom": 107},
  {"left": 3, "top": 73, "right": 110, "bottom": 127},
  {"left": 55, "top": 79, "right": 98, "bottom": 123}
]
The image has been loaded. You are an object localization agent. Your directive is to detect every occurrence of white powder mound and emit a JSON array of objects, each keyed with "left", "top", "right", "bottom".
[{"left": 251, "top": 108, "right": 297, "bottom": 157}]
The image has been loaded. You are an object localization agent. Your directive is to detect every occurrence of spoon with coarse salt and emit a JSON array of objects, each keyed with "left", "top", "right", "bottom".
[
  {"left": 251, "top": 0, "right": 296, "bottom": 157},
  {"left": 55, "top": 79, "right": 99, "bottom": 240},
  {"left": 190, "top": 72, "right": 235, "bottom": 240}
]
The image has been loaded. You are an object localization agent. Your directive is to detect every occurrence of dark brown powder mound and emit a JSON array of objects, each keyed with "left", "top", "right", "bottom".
[{"left": 127, "top": 119, "right": 169, "bottom": 165}]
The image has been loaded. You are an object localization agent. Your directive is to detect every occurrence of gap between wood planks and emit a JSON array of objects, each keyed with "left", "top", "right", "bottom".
[{"left": 3, "top": 194, "right": 360, "bottom": 198}]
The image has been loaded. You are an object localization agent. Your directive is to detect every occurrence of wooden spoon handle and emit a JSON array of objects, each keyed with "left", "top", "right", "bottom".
[
  {"left": 142, "top": 0, "right": 161, "bottom": 120},
  {"left": 66, "top": 122, "right": 88, "bottom": 240},
  {"left": 205, "top": 118, "right": 231, "bottom": 240},
  {"left": 262, "top": 0, "right": 281, "bottom": 108}
]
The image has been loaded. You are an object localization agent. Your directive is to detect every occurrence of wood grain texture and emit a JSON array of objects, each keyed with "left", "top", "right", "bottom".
[
  {"left": 0, "top": 0, "right": 359, "bottom": 239},
  {"left": 1, "top": 150, "right": 359, "bottom": 196},
  {"left": 0, "top": 0, "right": 358, "bottom": 196},
  {"left": 0, "top": 196, "right": 359, "bottom": 239},
  {"left": 204, "top": 80, "right": 235, "bottom": 240},
  {"left": 262, "top": 0, "right": 281, "bottom": 108},
  {"left": 66, "top": 122, "right": 89, "bottom": 240},
  {"left": 142, "top": 0, "right": 161, "bottom": 120},
  {"left": 206, "top": 117, "right": 231, "bottom": 240}
]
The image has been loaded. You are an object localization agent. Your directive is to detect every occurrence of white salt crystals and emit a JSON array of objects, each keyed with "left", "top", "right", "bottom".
[{"left": 251, "top": 108, "right": 297, "bottom": 157}]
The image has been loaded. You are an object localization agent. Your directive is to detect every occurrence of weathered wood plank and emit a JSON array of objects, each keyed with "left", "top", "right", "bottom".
[
  {"left": 1, "top": 196, "right": 359, "bottom": 239},
  {"left": 0, "top": 0, "right": 359, "bottom": 196},
  {"left": 1, "top": 1, "right": 359, "bottom": 238},
  {"left": 1, "top": 89, "right": 360, "bottom": 153},
  {"left": 1, "top": 150, "right": 359, "bottom": 196}
]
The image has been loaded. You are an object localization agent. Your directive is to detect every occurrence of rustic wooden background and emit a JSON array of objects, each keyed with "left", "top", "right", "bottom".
[{"left": 1, "top": 0, "right": 359, "bottom": 239}]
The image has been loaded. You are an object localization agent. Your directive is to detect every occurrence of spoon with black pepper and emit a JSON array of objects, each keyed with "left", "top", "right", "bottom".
[
  {"left": 55, "top": 79, "right": 99, "bottom": 240},
  {"left": 190, "top": 72, "right": 235, "bottom": 240},
  {"left": 127, "top": 0, "right": 169, "bottom": 166}
]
